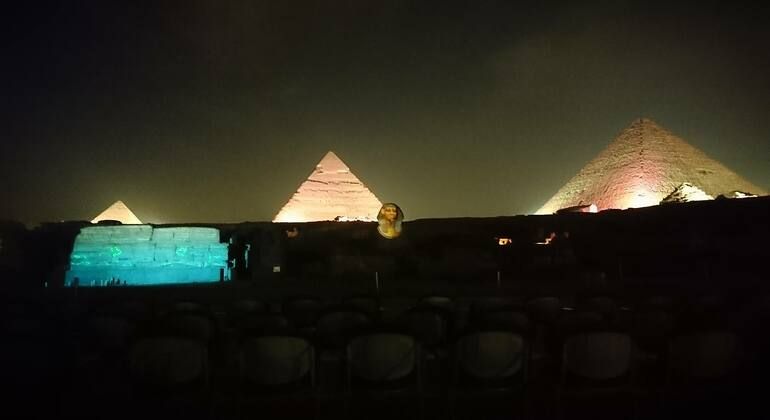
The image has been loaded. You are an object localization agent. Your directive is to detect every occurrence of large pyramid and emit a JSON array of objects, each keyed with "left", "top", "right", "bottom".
[
  {"left": 273, "top": 151, "right": 383, "bottom": 222},
  {"left": 91, "top": 200, "right": 143, "bottom": 224},
  {"left": 537, "top": 118, "right": 767, "bottom": 214}
]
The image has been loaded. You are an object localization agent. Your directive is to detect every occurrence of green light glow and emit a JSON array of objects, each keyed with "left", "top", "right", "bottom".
[{"left": 110, "top": 246, "right": 122, "bottom": 258}]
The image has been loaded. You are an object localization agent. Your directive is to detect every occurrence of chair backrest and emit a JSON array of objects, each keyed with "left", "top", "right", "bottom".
[
  {"left": 668, "top": 330, "right": 741, "bottom": 380},
  {"left": 230, "top": 299, "right": 266, "bottom": 317},
  {"left": 475, "top": 309, "right": 531, "bottom": 333},
  {"left": 239, "top": 336, "right": 314, "bottom": 386},
  {"left": 641, "top": 295, "right": 676, "bottom": 311},
  {"left": 129, "top": 337, "right": 208, "bottom": 388},
  {"left": 558, "top": 310, "right": 607, "bottom": 334},
  {"left": 283, "top": 297, "right": 324, "bottom": 328},
  {"left": 470, "top": 296, "right": 524, "bottom": 313},
  {"left": 634, "top": 310, "right": 676, "bottom": 339},
  {"left": 418, "top": 295, "right": 456, "bottom": 312},
  {"left": 159, "top": 313, "right": 214, "bottom": 342},
  {"left": 526, "top": 296, "right": 562, "bottom": 325},
  {"left": 87, "top": 314, "right": 136, "bottom": 351},
  {"left": 348, "top": 333, "right": 418, "bottom": 383},
  {"left": 563, "top": 332, "right": 633, "bottom": 381},
  {"left": 401, "top": 307, "right": 451, "bottom": 349},
  {"left": 580, "top": 296, "right": 618, "bottom": 318},
  {"left": 236, "top": 313, "right": 293, "bottom": 336},
  {"left": 316, "top": 308, "right": 372, "bottom": 349},
  {"left": 455, "top": 331, "right": 527, "bottom": 380},
  {"left": 342, "top": 295, "right": 381, "bottom": 320},
  {"left": 171, "top": 301, "right": 208, "bottom": 314}
]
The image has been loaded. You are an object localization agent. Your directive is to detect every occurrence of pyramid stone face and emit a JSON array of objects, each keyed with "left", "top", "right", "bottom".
[
  {"left": 537, "top": 119, "right": 767, "bottom": 214},
  {"left": 274, "top": 151, "right": 383, "bottom": 222},
  {"left": 92, "top": 200, "right": 143, "bottom": 224}
]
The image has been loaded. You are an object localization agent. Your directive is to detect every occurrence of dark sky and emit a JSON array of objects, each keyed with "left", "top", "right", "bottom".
[{"left": 3, "top": 1, "right": 769, "bottom": 225}]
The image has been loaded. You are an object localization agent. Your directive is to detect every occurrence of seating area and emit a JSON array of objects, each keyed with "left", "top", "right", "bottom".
[
  {"left": 2, "top": 287, "right": 766, "bottom": 420},
  {"left": 2, "top": 198, "right": 768, "bottom": 418}
]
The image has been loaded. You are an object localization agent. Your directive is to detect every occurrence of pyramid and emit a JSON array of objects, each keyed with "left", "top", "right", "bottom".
[
  {"left": 660, "top": 183, "right": 714, "bottom": 204},
  {"left": 537, "top": 119, "right": 767, "bottom": 214},
  {"left": 273, "top": 151, "right": 383, "bottom": 222},
  {"left": 91, "top": 200, "right": 143, "bottom": 224}
]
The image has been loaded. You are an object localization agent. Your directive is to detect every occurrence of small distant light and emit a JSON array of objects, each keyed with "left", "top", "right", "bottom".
[
  {"left": 498, "top": 237, "right": 512, "bottom": 246},
  {"left": 273, "top": 266, "right": 281, "bottom": 273}
]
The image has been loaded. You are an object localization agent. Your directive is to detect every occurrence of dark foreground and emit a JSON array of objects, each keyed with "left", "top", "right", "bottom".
[{"left": 2, "top": 197, "right": 769, "bottom": 419}]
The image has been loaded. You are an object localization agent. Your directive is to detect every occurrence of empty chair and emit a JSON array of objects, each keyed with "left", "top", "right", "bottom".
[
  {"left": 129, "top": 336, "right": 210, "bottom": 389},
  {"left": 283, "top": 296, "right": 324, "bottom": 332},
  {"left": 398, "top": 306, "right": 453, "bottom": 397},
  {"left": 236, "top": 335, "right": 317, "bottom": 419},
  {"left": 2, "top": 314, "right": 62, "bottom": 418},
  {"left": 556, "top": 331, "right": 639, "bottom": 419},
  {"left": 85, "top": 314, "right": 137, "bottom": 353},
  {"left": 526, "top": 296, "right": 564, "bottom": 383},
  {"left": 664, "top": 330, "right": 744, "bottom": 414},
  {"left": 157, "top": 312, "right": 215, "bottom": 343},
  {"left": 632, "top": 310, "right": 677, "bottom": 388},
  {"left": 526, "top": 296, "right": 562, "bottom": 326},
  {"left": 639, "top": 295, "right": 677, "bottom": 311},
  {"left": 469, "top": 296, "right": 524, "bottom": 314},
  {"left": 378, "top": 297, "right": 418, "bottom": 325},
  {"left": 170, "top": 300, "right": 209, "bottom": 315},
  {"left": 127, "top": 337, "right": 210, "bottom": 419},
  {"left": 556, "top": 310, "right": 607, "bottom": 335},
  {"left": 472, "top": 308, "right": 531, "bottom": 333},
  {"left": 449, "top": 330, "right": 530, "bottom": 420},
  {"left": 667, "top": 330, "right": 742, "bottom": 382},
  {"left": 235, "top": 313, "right": 294, "bottom": 337},
  {"left": 346, "top": 333, "right": 422, "bottom": 419},
  {"left": 579, "top": 296, "right": 618, "bottom": 320},
  {"left": 400, "top": 306, "right": 453, "bottom": 351},
  {"left": 468, "top": 296, "right": 524, "bottom": 327},
  {"left": 229, "top": 299, "right": 266, "bottom": 319},
  {"left": 342, "top": 295, "right": 381, "bottom": 321},
  {"left": 418, "top": 295, "right": 456, "bottom": 312},
  {"left": 315, "top": 306, "right": 372, "bottom": 352}
]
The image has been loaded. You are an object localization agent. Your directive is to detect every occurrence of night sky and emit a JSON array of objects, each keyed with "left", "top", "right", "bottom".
[{"left": 3, "top": 1, "right": 769, "bottom": 226}]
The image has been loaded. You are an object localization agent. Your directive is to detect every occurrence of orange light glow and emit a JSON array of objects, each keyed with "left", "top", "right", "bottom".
[{"left": 624, "top": 191, "right": 659, "bottom": 209}]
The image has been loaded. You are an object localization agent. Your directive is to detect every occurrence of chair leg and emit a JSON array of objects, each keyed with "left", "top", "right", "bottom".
[
  {"left": 418, "top": 394, "right": 425, "bottom": 420},
  {"left": 555, "top": 389, "right": 564, "bottom": 420}
]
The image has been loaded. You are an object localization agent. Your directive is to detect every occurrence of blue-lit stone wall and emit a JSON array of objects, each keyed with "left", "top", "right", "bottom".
[{"left": 64, "top": 225, "right": 229, "bottom": 286}]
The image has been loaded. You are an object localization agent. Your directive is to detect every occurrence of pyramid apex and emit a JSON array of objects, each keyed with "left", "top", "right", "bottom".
[
  {"left": 316, "top": 150, "right": 350, "bottom": 173},
  {"left": 92, "top": 200, "right": 143, "bottom": 224},
  {"left": 629, "top": 117, "right": 661, "bottom": 128}
]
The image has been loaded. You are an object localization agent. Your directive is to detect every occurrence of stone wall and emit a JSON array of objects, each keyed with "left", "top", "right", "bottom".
[{"left": 64, "top": 225, "right": 229, "bottom": 286}]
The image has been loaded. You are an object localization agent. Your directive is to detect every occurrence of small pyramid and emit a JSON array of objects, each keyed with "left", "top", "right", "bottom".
[
  {"left": 274, "top": 151, "right": 383, "bottom": 222},
  {"left": 91, "top": 200, "right": 143, "bottom": 224},
  {"left": 661, "top": 183, "right": 714, "bottom": 203},
  {"left": 537, "top": 119, "right": 767, "bottom": 214}
]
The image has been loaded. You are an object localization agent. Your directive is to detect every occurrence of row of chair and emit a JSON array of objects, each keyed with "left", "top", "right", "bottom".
[{"left": 4, "top": 292, "right": 763, "bottom": 419}]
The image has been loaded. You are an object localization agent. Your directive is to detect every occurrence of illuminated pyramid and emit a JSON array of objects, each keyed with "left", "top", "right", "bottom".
[
  {"left": 537, "top": 118, "right": 767, "bottom": 214},
  {"left": 91, "top": 200, "right": 143, "bottom": 224},
  {"left": 274, "top": 151, "right": 383, "bottom": 222}
]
